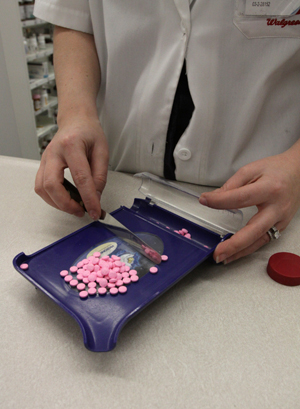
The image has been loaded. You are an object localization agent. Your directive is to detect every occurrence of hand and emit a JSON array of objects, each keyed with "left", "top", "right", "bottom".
[
  {"left": 199, "top": 151, "right": 300, "bottom": 264},
  {"left": 35, "top": 116, "right": 109, "bottom": 220}
]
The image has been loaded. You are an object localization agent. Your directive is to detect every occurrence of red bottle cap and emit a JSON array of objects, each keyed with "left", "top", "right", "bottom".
[{"left": 267, "top": 252, "right": 300, "bottom": 286}]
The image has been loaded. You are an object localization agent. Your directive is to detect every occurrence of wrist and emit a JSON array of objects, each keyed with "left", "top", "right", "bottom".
[{"left": 57, "top": 104, "right": 99, "bottom": 128}]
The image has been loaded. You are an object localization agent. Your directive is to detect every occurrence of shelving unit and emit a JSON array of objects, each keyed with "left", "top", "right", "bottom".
[
  {"left": 0, "top": 1, "right": 57, "bottom": 159},
  {"left": 21, "top": 1, "right": 58, "bottom": 155}
]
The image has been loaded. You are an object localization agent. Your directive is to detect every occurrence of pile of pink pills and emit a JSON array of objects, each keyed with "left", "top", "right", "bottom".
[
  {"left": 174, "top": 228, "right": 191, "bottom": 239},
  {"left": 60, "top": 251, "right": 168, "bottom": 299}
]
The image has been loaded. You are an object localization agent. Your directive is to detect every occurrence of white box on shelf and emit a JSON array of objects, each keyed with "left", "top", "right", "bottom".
[{"left": 28, "top": 61, "right": 49, "bottom": 79}]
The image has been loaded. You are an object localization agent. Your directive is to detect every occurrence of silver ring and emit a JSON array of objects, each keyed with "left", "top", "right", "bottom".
[{"left": 267, "top": 226, "right": 281, "bottom": 241}]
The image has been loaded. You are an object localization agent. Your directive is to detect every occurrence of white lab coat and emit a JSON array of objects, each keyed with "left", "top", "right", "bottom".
[{"left": 34, "top": 0, "right": 300, "bottom": 186}]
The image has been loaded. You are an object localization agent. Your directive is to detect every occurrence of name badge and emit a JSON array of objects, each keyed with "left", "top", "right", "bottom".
[{"left": 245, "top": 0, "right": 300, "bottom": 16}]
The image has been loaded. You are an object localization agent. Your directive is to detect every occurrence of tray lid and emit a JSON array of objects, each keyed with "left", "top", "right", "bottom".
[{"left": 134, "top": 172, "right": 243, "bottom": 237}]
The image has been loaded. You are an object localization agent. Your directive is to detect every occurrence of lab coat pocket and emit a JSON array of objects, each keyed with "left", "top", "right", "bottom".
[{"left": 234, "top": 0, "right": 300, "bottom": 38}]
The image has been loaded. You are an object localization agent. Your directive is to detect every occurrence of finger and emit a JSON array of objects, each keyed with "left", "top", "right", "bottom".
[
  {"left": 67, "top": 150, "right": 102, "bottom": 220},
  {"left": 219, "top": 165, "right": 259, "bottom": 191},
  {"left": 42, "top": 153, "right": 86, "bottom": 217},
  {"left": 200, "top": 178, "right": 270, "bottom": 210},
  {"left": 90, "top": 138, "right": 109, "bottom": 203},
  {"left": 213, "top": 207, "right": 277, "bottom": 263},
  {"left": 217, "top": 233, "right": 271, "bottom": 264},
  {"left": 220, "top": 221, "right": 284, "bottom": 264},
  {"left": 34, "top": 152, "right": 61, "bottom": 210}
]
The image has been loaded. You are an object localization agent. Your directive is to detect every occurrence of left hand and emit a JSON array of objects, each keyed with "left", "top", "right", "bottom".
[{"left": 199, "top": 151, "right": 300, "bottom": 264}]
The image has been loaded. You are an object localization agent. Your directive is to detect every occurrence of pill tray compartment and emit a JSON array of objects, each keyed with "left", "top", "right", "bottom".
[{"left": 13, "top": 199, "right": 227, "bottom": 352}]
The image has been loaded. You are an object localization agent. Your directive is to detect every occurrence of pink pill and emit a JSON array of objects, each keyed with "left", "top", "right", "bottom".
[
  {"left": 98, "top": 287, "right": 107, "bottom": 295},
  {"left": 101, "top": 255, "right": 110, "bottom": 261},
  {"left": 118, "top": 286, "right": 127, "bottom": 294},
  {"left": 69, "top": 279, "right": 78, "bottom": 287},
  {"left": 79, "top": 290, "right": 88, "bottom": 298},
  {"left": 109, "top": 278, "right": 117, "bottom": 283},
  {"left": 182, "top": 228, "right": 188, "bottom": 234},
  {"left": 111, "top": 255, "right": 120, "bottom": 261},
  {"left": 82, "top": 259, "right": 89, "bottom": 265},
  {"left": 88, "top": 282, "right": 96, "bottom": 288},
  {"left": 77, "top": 261, "right": 84, "bottom": 268},
  {"left": 70, "top": 266, "right": 78, "bottom": 273},
  {"left": 82, "top": 271, "right": 90, "bottom": 278},
  {"left": 93, "top": 251, "right": 101, "bottom": 257},
  {"left": 123, "top": 277, "right": 131, "bottom": 285},
  {"left": 122, "top": 272, "right": 129, "bottom": 278},
  {"left": 98, "top": 278, "right": 108, "bottom": 287},
  {"left": 149, "top": 267, "right": 158, "bottom": 274},
  {"left": 124, "top": 265, "right": 130, "bottom": 272},
  {"left": 88, "top": 273, "right": 96, "bottom": 282},
  {"left": 94, "top": 265, "right": 100, "bottom": 272},
  {"left": 88, "top": 287, "right": 97, "bottom": 296},
  {"left": 76, "top": 273, "right": 83, "bottom": 280},
  {"left": 77, "top": 283, "right": 86, "bottom": 291},
  {"left": 101, "top": 268, "right": 109, "bottom": 276},
  {"left": 110, "top": 287, "right": 119, "bottom": 295},
  {"left": 185, "top": 233, "right": 191, "bottom": 239},
  {"left": 64, "top": 275, "right": 73, "bottom": 282},
  {"left": 108, "top": 283, "right": 115, "bottom": 288},
  {"left": 83, "top": 278, "right": 89, "bottom": 284},
  {"left": 161, "top": 255, "right": 169, "bottom": 261},
  {"left": 129, "top": 269, "right": 137, "bottom": 276},
  {"left": 21, "top": 263, "right": 29, "bottom": 270},
  {"left": 60, "top": 270, "right": 68, "bottom": 277},
  {"left": 131, "top": 275, "right": 139, "bottom": 282},
  {"left": 86, "top": 264, "right": 94, "bottom": 272},
  {"left": 109, "top": 271, "right": 117, "bottom": 279},
  {"left": 116, "top": 280, "right": 124, "bottom": 287}
]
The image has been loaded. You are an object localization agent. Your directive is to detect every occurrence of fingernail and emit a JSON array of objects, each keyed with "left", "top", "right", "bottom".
[
  {"left": 199, "top": 196, "right": 208, "bottom": 206},
  {"left": 216, "top": 254, "right": 226, "bottom": 264},
  {"left": 89, "top": 210, "right": 99, "bottom": 220}
]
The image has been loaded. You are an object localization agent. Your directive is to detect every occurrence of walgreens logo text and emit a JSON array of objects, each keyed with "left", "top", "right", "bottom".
[{"left": 267, "top": 18, "right": 300, "bottom": 28}]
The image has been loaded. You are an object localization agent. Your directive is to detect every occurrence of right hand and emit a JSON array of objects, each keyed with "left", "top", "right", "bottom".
[{"left": 35, "top": 116, "right": 109, "bottom": 220}]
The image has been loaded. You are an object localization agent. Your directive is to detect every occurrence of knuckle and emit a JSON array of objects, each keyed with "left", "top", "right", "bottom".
[
  {"left": 236, "top": 166, "right": 248, "bottom": 179},
  {"left": 34, "top": 184, "right": 43, "bottom": 196},
  {"left": 94, "top": 173, "right": 107, "bottom": 190},
  {"left": 43, "top": 178, "right": 56, "bottom": 194},
  {"left": 60, "top": 133, "right": 74, "bottom": 149},
  {"left": 72, "top": 171, "right": 90, "bottom": 188},
  {"left": 262, "top": 234, "right": 271, "bottom": 245},
  {"left": 269, "top": 179, "right": 285, "bottom": 198}
]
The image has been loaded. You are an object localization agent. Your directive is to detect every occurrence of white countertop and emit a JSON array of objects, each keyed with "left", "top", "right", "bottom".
[{"left": 1, "top": 155, "right": 300, "bottom": 409}]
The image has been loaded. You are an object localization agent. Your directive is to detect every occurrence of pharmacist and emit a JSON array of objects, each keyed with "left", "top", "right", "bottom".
[{"left": 33, "top": 0, "right": 300, "bottom": 264}]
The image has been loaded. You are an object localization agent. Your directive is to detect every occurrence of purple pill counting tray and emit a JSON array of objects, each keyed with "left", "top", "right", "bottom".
[{"left": 13, "top": 173, "right": 243, "bottom": 352}]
